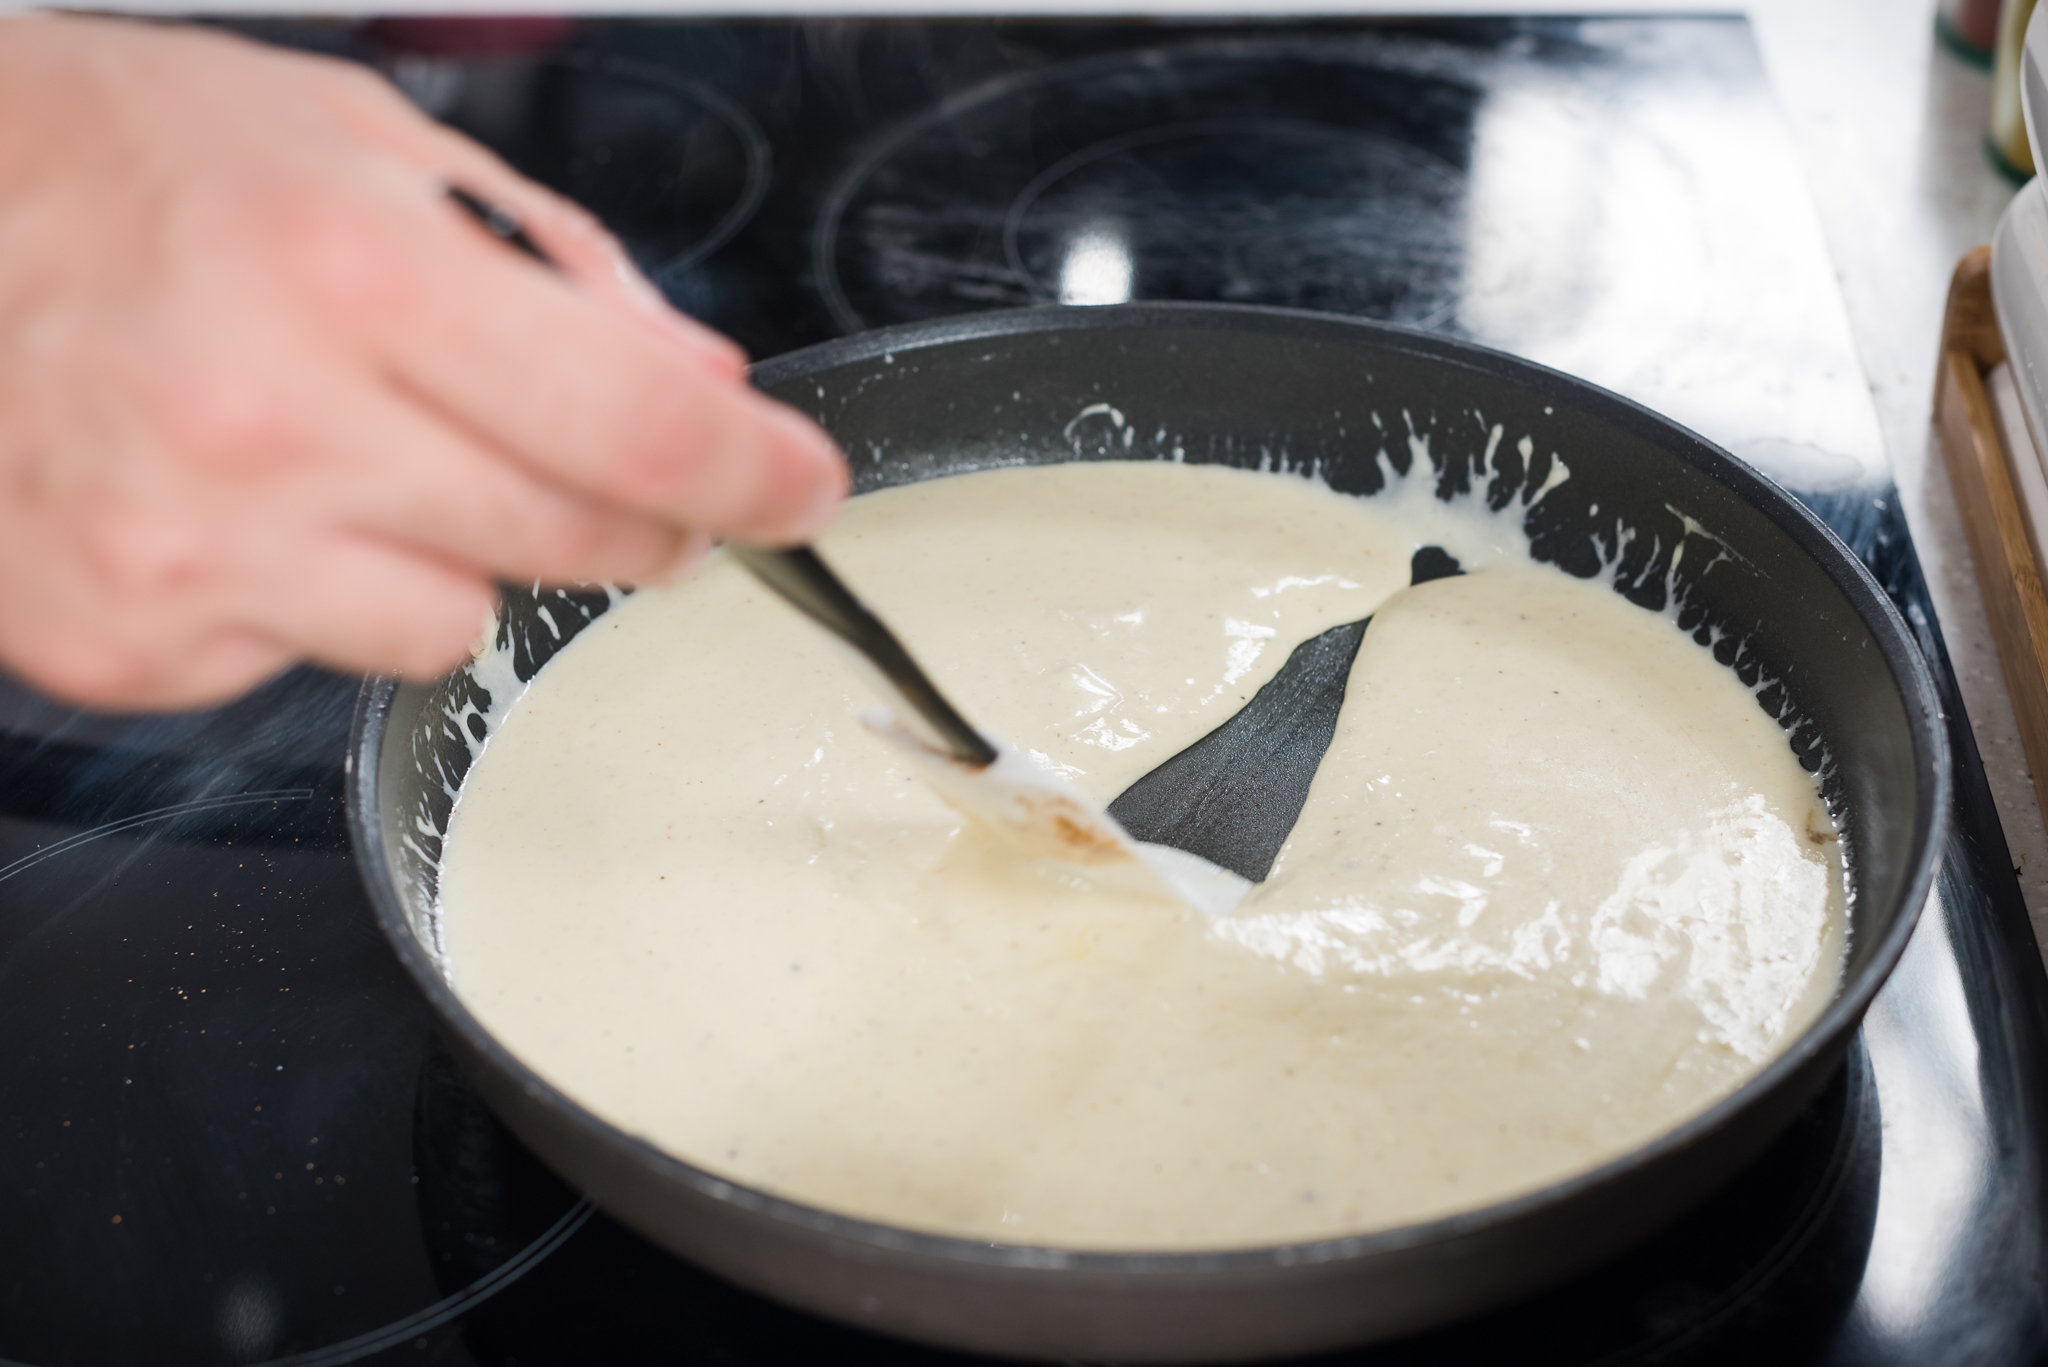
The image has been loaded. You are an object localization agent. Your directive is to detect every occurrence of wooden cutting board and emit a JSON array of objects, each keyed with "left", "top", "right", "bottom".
[{"left": 1936, "top": 243, "right": 2048, "bottom": 829}]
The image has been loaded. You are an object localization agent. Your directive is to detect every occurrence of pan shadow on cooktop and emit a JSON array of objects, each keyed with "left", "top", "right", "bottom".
[{"left": 412, "top": 1040, "right": 1878, "bottom": 1366}]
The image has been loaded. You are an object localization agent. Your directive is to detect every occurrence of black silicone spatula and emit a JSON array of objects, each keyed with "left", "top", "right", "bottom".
[{"left": 1107, "top": 547, "right": 1463, "bottom": 882}]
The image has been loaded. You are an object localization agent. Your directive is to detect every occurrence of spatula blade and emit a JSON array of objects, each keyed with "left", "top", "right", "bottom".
[
  {"left": 1107, "top": 618, "right": 1369, "bottom": 883},
  {"left": 1107, "top": 546, "right": 1464, "bottom": 883}
]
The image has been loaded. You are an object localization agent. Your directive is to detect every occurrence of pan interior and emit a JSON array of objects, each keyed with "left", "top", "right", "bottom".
[{"left": 363, "top": 307, "right": 1935, "bottom": 1259}]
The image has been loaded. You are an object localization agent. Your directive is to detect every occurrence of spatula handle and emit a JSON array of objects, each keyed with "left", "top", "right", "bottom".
[
  {"left": 445, "top": 185, "right": 998, "bottom": 769},
  {"left": 725, "top": 545, "right": 997, "bottom": 767}
]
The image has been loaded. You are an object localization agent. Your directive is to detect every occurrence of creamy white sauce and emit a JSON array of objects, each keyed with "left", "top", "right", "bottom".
[{"left": 436, "top": 460, "right": 1844, "bottom": 1250}]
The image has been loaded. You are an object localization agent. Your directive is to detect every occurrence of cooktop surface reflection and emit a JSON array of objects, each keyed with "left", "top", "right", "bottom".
[{"left": 1, "top": 14, "right": 2044, "bottom": 1367}]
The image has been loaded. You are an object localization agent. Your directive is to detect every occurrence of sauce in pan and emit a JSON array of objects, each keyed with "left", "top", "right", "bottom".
[{"left": 437, "top": 460, "right": 1844, "bottom": 1249}]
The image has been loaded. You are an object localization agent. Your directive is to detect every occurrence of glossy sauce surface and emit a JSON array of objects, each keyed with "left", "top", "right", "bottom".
[{"left": 437, "top": 461, "right": 1844, "bottom": 1249}]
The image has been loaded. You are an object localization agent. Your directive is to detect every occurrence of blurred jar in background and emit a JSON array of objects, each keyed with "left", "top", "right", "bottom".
[
  {"left": 1944, "top": 0, "right": 2006, "bottom": 66},
  {"left": 1993, "top": 0, "right": 2040, "bottom": 180}
]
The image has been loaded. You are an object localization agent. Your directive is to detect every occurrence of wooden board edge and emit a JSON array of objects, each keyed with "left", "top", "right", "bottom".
[
  {"left": 1936, "top": 336, "right": 2048, "bottom": 829},
  {"left": 1943, "top": 244, "right": 2007, "bottom": 372}
]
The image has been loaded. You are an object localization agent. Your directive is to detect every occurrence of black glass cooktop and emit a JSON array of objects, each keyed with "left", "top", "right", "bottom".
[{"left": 4, "top": 15, "right": 2047, "bottom": 1367}]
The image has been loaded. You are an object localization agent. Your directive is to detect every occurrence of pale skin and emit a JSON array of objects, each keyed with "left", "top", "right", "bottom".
[{"left": 0, "top": 14, "right": 849, "bottom": 711}]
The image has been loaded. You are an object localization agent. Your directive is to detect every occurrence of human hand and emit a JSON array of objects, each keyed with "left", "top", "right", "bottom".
[{"left": 0, "top": 15, "right": 847, "bottom": 711}]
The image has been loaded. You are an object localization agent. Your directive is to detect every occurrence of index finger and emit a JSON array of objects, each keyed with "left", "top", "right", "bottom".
[
  {"left": 312, "top": 55, "right": 753, "bottom": 383},
  {"left": 349, "top": 179, "right": 848, "bottom": 545}
]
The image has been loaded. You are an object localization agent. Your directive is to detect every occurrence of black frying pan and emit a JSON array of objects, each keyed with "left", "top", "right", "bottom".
[{"left": 346, "top": 304, "right": 1946, "bottom": 1362}]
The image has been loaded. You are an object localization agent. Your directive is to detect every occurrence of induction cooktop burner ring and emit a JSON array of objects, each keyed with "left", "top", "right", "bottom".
[
  {"left": 997, "top": 113, "right": 1467, "bottom": 323},
  {"left": 416, "top": 50, "right": 771, "bottom": 284},
  {"left": 599, "top": 57, "right": 772, "bottom": 281},
  {"left": 222, "top": 1199, "right": 595, "bottom": 1367},
  {"left": 0, "top": 789, "right": 314, "bottom": 886},
  {"left": 0, "top": 779, "right": 595, "bottom": 1367},
  {"left": 814, "top": 33, "right": 1486, "bottom": 334},
  {"left": 556, "top": 52, "right": 771, "bottom": 281}
]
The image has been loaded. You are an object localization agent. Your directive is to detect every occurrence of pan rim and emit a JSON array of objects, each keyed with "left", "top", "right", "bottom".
[{"left": 349, "top": 300, "right": 1948, "bottom": 1277}]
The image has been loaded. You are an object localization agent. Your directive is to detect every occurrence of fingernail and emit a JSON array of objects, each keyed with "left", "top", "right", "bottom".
[
  {"left": 611, "top": 246, "right": 667, "bottom": 312},
  {"left": 796, "top": 467, "right": 847, "bottom": 540},
  {"left": 652, "top": 531, "right": 713, "bottom": 586},
  {"left": 468, "top": 603, "right": 501, "bottom": 660}
]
